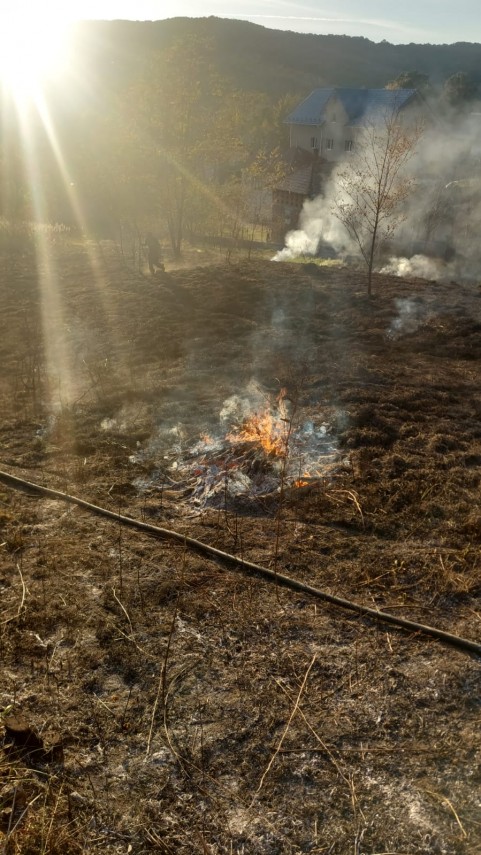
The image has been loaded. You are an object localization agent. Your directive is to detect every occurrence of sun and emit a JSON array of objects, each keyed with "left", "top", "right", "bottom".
[{"left": 0, "top": 6, "right": 73, "bottom": 105}]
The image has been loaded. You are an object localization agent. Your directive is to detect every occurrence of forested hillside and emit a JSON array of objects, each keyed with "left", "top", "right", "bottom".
[
  {"left": 71, "top": 16, "right": 481, "bottom": 100},
  {"left": 3, "top": 16, "right": 481, "bottom": 253}
]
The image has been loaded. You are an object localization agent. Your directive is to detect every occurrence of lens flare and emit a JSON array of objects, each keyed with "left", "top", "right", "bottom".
[
  {"left": 0, "top": 7, "right": 118, "bottom": 410},
  {"left": 0, "top": 7, "right": 73, "bottom": 106}
]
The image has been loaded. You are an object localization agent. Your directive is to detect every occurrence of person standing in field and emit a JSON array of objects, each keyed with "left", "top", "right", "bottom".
[{"left": 144, "top": 232, "right": 164, "bottom": 275}]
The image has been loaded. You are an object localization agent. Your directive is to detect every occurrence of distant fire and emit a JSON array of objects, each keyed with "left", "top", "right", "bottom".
[
  {"left": 293, "top": 474, "right": 314, "bottom": 488},
  {"left": 226, "top": 388, "right": 289, "bottom": 456}
]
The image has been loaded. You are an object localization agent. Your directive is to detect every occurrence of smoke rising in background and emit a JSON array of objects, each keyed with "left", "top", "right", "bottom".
[
  {"left": 274, "top": 115, "right": 481, "bottom": 282},
  {"left": 380, "top": 254, "right": 444, "bottom": 280},
  {"left": 274, "top": 194, "right": 353, "bottom": 262},
  {"left": 387, "top": 297, "right": 431, "bottom": 339}
]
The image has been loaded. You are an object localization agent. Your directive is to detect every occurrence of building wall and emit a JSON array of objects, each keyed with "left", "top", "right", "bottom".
[
  {"left": 289, "top": 97, "right": 356, "bottom": 162},
  {"left": 290, "top": 123, "right": 357, "bottom": 161},
  {"left": 288, "top": 94, "right": 428, "bottom": 162}
]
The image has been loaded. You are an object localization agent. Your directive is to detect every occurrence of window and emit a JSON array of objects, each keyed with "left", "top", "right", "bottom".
[
  {"left": 326, "top": 138, "right": 334, "bottom": 150},
  {"left": 310, "top": 136, "right": 319, "bottom": 149},
  {"left": 345, "top": 139, "right": 353, "bottom": 152},
  {"left": 332, "top": 112, "right": 337, "bottom": 122}
]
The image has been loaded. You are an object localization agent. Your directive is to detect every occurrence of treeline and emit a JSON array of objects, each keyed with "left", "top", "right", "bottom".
[
  {"left": 68, "top": 17, "right": 481, "bottom": 100},
  {"left": 0, "top": 34, "right": 290, "bottom": 255},
  {"left": 2, "top": 17, "right": 481, "bottom": 256}
]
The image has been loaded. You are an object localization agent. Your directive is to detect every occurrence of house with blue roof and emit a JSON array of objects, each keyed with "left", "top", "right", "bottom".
[
  {"left": 285, "top": 87, "right": 423, "bottom": 160},
  {"left": 271, "top": 87, "right": 429, "bottom": 241},
  {"left": 272, "top": 88, "right": 428, "bottom": 241}
]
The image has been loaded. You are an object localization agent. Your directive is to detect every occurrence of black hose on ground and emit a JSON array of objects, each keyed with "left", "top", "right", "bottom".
[{"left": 0, "top": 468, "right": 480, "bottom": 657}]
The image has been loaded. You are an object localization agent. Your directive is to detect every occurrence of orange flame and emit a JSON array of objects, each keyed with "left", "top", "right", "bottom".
[
  {"left": 294, "top": 476, "right": 311, "bottom": 487},
  {"left": 227, "top": 389, "right": 289, "bottom": 456},
  {"left": 293, "top": 469, "right": 322, "bottom": 488}
]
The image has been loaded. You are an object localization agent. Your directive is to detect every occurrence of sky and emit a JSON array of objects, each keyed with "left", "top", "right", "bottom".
[{"left": 35, "top": 0, "right": 480, "bottom": 45}]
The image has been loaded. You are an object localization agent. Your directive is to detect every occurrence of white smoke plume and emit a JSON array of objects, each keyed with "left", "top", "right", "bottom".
[
  {"left": 387, "top": 297, "right": 430, "bottom": 339},
  {"left": 380, "top": 254, "right": 445, "bottom": 280},
  {"left": 220, "top": 379, "right": 283, "bottom": 425},
  {"left": 274, "top": 112, "right": 481, "bottom": 281},
  {"left": 273, "top": 193, "right": 355, "bottom": 262}
]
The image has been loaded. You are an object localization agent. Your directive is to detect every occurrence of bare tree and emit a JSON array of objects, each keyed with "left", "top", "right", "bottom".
[{"left": 333, "top": 110, "right": 423, "bottom": 296}]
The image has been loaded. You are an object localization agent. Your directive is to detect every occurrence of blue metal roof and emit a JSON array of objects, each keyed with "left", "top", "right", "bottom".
[
  {"left": 285, "top": 89, "right": 332, "bottom": 125},
  {"left": 285, "top": 88, "right": 418, "bottom": 126}
]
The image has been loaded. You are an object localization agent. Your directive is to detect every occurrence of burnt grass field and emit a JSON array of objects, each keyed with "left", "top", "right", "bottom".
[{"left": 0, "top": 242, "right": 480, "bottom": 854}]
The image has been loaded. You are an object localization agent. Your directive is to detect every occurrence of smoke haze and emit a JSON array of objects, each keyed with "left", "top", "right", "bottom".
[{"left": 274, "top": 114, "right": 481, "bottom": 282}]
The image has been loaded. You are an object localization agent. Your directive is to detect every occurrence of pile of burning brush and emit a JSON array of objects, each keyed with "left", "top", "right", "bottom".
[{"left": 154, "top": 389, "right": 340, "bottom": 512}]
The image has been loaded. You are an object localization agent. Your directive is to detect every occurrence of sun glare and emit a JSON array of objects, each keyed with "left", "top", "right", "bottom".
[{"left": 0, "top": 7, "right": 73, "bottom": 104}]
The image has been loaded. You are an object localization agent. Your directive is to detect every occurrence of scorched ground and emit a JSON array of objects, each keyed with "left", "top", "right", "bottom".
[{"left": 0, "top": 244, "right": 480, "bottom": 854}]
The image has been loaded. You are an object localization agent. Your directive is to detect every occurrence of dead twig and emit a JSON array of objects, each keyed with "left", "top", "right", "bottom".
[
  {"left": 275, "top": 676, "right": 365, "bottom": 820},
  {"left": 145, "top": 606, "right": 177, "bottom": 759},
  {"left": 111, "top": 588, "right": 134, "bottom": 637},
  {"left": 424, "top": 789, "right": 467, "bottom": 838},
  {"left": 329, "top": 488, "right": 364, "bottom": 526},
  {"left": 251, "top": 654, "right": 316, "bottom": 804},
  {"left": 1, "top": 561, "right": 27, "bottom": 626}
]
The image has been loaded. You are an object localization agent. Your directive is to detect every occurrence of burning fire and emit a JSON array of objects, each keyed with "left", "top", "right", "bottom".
[
  {"left": 293, "top": 474, "right": 313, "bottom": 488},
  {"left": 226, "top": 389, "right": 289, "bottom": 456},
  {"left": 126, "top": 384, "right": 342, "bottom": 511}
]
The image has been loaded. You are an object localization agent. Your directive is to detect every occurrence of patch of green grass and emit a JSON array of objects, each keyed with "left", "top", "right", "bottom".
[{"left": 286, "top": 256, "right": 343, "bottom": 267}]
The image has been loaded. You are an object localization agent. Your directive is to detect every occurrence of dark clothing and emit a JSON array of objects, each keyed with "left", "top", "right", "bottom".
[{"left": 144, "top": 234, "right": 163, "bottom": 274}]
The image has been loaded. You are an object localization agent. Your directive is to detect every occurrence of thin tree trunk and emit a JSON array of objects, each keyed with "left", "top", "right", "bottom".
[{"left": 367, "top": 213, "right": 380, "bottom": 297}]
